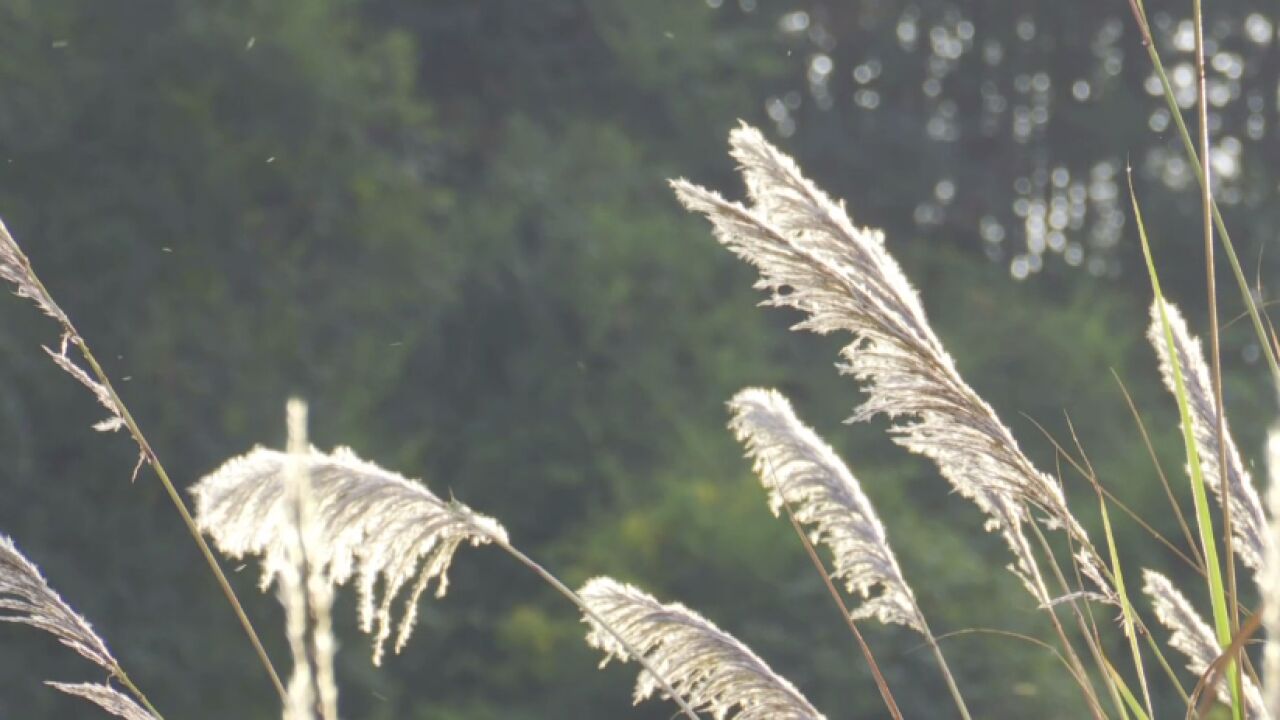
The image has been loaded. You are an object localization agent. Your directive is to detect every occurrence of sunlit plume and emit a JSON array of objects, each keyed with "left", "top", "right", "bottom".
[
  {"left": 193, "top": 445, "right": 508, "bottom": 666},
  {"left": 674, "top": 124, "right": 1106, "bottom": 605},
  {"left": 580, "top": 577, "right": 826, "bottom": 720},
  {"left": 728, "top": 387, "right": 924, "bottom": 632}
]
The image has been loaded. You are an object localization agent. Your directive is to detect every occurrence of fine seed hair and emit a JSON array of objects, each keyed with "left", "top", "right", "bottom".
[
  {"left": 1143, "top": 568, "right": 1264, "bottom": 716},
  {"left": 1148, "top": 299, "right": 1268, "bottom": 576},
  {"left": 193, "top": 445, "right": 507, "bottom": 665},
  {"left": 673, "top": 124, "right": 1103, "bottom": 602},
  {"left": 728, "top": 387, "right": 924, "bottom": 632},
  {"left": 580, "top": 576, "right": 826, "bottom": 720}
]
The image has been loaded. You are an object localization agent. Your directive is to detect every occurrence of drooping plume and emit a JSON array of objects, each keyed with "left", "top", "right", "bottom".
[
  {"left": 1148, "top": 299, "right": 1268, "bottom": 576},
  {"left": 0, "top": 535, "right": 157, "bottom": 719},
  {"left": 0, "top": 535, "right": 118, "bottom": 671},
  {"left": 579, "top": 577, "right": 826, "bottom": 720},
  {"left": 42, "top": 344, "right": 126, "bottom": 433},
  {"left": 192, "top": 445, "right": 508, "bottom": 665},
  {"left": 0, "top": 219, "right": 125, "bottom": 434},
  {"left": 1143, "top": 569, "right": 1264, "bottom": 716},
  {"left": 728, "top": 387, "right": 923, "bottom": 632},
  {"left": 0, "top": 217, "right": 68, "bottom": 324},
  {"left": 45, "top": 683, "right": 158, "bottom": 720},
  {"left": 673, "top": 125, "right": 1098, "bottom": 598}
]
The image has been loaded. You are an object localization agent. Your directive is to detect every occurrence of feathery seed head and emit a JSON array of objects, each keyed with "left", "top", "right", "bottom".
[
  {"left": 0, "top": 535, "right": 157, "bottom": 718},
  {"left": 1144, "top": 569, "right": 1264, "bottom": 716},
  {"left": 0, "top": 535, "right": 117, "bottom": 672},
  {"left": 675, "top": 125, "right": 1101, "bottom": 601},
  {"left": 46, "top": 683, "right": 158, "bottom": 720},
  {"left": 580, "top": 576, "right": 826, "bottom": 720},
  {"left": 193, "top": 445, "right": 507, "bottom": 665},
  {"left": 1148, "top": 299, "right": 1268, "bottom": 575},
  {"left": 728, "top": 387, "right": 924, "bottom": 632},
  {"left": 0, "top": 217, "right": 68, "bottom": 325}
]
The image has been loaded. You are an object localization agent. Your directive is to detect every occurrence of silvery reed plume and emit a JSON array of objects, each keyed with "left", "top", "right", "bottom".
[
  {"left": 0, "top": 535, "right": 159, "bottom": 719},
  {"left": 1143, "top": 569, "right": 1263, "bottom": 716},
  {"left": 0, "top": 217, "right": 68, "bottom": 325},
  {"left": 673, "top": 125, "right": 1119, "bottom": 714},
  {"left": 728, "top": 388, "right": 924, "bottom": 631},
  {"left": 671, "top": 126, "right": 1102, "bottom": 600},
  {"left": 1149, "top": 299, "right": 1268, "bottom": 576},
  {"left": 579, "top": 576, "right": 825, "bottom": 720},
  {"left": 727, "top": 387, "right": 969, "bottom": 719},
  {"left": 0, "top": 219, "right": 124, "bottom": 434},
  {"left": 192, "top": 443, "right": 508, "bottom": 666},
  {"left": 194, "top": 415, "right": 703, "bottom": 719}
]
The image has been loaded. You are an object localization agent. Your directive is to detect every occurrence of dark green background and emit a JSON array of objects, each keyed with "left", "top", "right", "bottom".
[{"left": 1, "top": 1, "right": 1276, "bottom": 717}]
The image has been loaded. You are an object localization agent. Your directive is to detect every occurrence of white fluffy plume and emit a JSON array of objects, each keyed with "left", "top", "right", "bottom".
[
  {"left": 728, "top": 387, "right": 924, "bottom": 632},
  {"left": 1148, "top": 300, "right": 1268, "bottom": 576},
  {"left": 0, "top": 219, "right": 126, "bottom": 434},
  {"left": 1143, "top": 569, "right": 1264, "bottom": 716},
  {"left": 0, "top": 216, "right": 68, "bottom": 324},
  {"left": 673, "top": 125, "right": 1097, "bottom": 598},
  {"left": 0, "top": 535, "right": 157, "bottom": 719},
  {"left": 192, "top": 445, "right": 508, "bottom": 665},
  {"left": 0, "top": 535, "right": 118, "bottom": 672},
  {"left": 46, "top": 683, "right": 158, "bottom": 720},
  {"left": 580, "top": 577, "right": 825, "bottom": 720}
]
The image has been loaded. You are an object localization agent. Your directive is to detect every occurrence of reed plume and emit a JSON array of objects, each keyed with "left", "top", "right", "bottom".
[
  {"left": 672, "top": 125, "right": 1101, "bottom": 601},
  {"left": 0, "top": 219, "right": 123, "bottom": 433},
  {"left": 0, "top": 216, "right": 68, "bottom": 325},
  {"left": 192, "top": 445, "right": 508, "bottom": 666},
  {"left": 1143, "top": 568, "right": 1263, "bottom": 716},
  {"left": 728, "top": 387, "right": 923, "bottom": 631},
  {"left": 1148, "top": 299, "right": 1268, "bottom": 576},
  {"left": 0, "top": 535, "right": 158, "bottom": 718},
  {"left": 728, "top": 386, "right": 972, "bottom": 718},
  {"left": 579, "top": 576, "right": 825, "bottom": 720},
  {"left": 46, "top": 683, "right": 158, "bottom": 720}
]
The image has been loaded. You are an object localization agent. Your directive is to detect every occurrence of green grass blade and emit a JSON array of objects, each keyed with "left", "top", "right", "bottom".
[
  {"left": 1103, "top": 657, "right": 1151, "bottom": 720},
  {"left": 1130, "top": 177, "right": 1241, "bottom": 719},
  {"left": 1097, "top": 492, "right": 1154, "bottom": 717}
]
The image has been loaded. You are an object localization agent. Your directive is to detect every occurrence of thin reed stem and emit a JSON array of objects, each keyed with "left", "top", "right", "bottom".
[
  {"left": 1060, "top": 414, "right": 1155, "bottom": 716},
  {"left": 1039, "top": 421, "right": 1193, "bottom": 705},
  {"left": 1028, "top": 411, "right": 1200, "bottom": 573},
  {"left": 114, "top": 667, "right": 164, "bottom": 719},
  {"left": 0, "top": 221, "right": 286, "bottom": 702},
  {"left": 1027, "top": 521, "right": 1127, "bottom": 720},
  {"left": 1109, "top": 371, "right": 1204, "bottom": 571},
  {"left": 911, "top": 609, "right": 974, "bottom": 720},
  {"left": 1017, "top": 526, "right": 1109, "bottom": 720},
  {"left": 1127, "top": 0, "right": 1280, "bottom": 387},
  {"left": 1191, "top": 0, "right": 1243, "bottom": 714},
  {"left": 73, "top": 337, "right": 287, "bottom": 702}
]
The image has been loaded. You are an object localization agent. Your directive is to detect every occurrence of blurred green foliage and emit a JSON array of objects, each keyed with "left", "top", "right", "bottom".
[{"left": 0, "top": 1, "right": 1275, "bottom": 718}]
